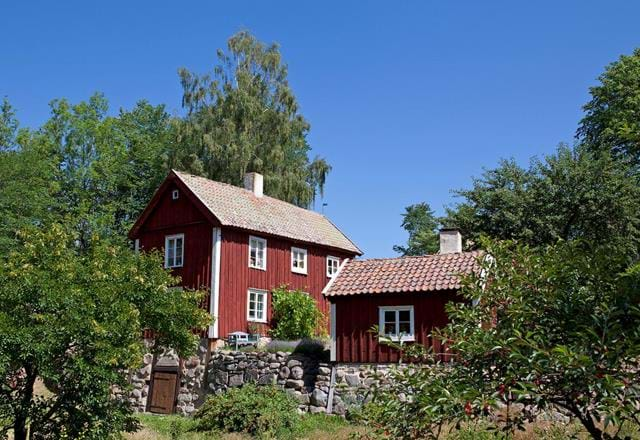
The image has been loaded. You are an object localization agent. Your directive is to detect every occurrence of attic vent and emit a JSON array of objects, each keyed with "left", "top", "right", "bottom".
[{"left": 172, "top": 189, "right": 179, "bottom": 200}]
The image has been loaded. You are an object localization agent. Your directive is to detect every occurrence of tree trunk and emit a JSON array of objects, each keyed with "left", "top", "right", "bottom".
[{"left": 13, "top": 367, "right": 37, "bottom": 440}]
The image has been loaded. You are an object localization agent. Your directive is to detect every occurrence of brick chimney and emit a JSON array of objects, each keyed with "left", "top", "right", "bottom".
[
  {"left": 439, "top": 228, "right": 462, "bottom": 254},
  {"left": 244, "top": 172, "right": 263, "bottom": 197}
]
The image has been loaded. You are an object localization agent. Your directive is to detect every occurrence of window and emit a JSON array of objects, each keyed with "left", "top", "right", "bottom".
[
  {"left": 248, "top": 236, "right": 267, "bottom": 270},
  {"left": 172, "top": 189, "right": 179, "bottom": 200},
  {"left": 165, "top": 234, "right": 184, "bottom": 268},
  {"left": 247, "top": 289, "right": 267, "bottom": 323},
  {"left": 291, "top": 247, "right": 308, "bottom": 274},
  {"left": 379, "top": 306, "right": 415, "bottom": 341},
  {"left": 326, "top": 256, "right": 340, "bottom": 278}
]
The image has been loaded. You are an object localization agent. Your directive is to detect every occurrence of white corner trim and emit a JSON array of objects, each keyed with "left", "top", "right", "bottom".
[
  {"left": 322, "top": 258, "right": 349, "bottom": 295},
  {"left": 330, "top": 302, "right": 337, "bottom": 362},
  {"left": 134, "top": 239, "right": 140, "bottom": 253},
  {"left": 208, "top": 227, "right": 222, "bottom": 339}
]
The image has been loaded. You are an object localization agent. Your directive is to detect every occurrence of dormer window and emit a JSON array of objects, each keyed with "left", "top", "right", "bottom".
[
  {"left": 327, "top": 256, "right": 340, "bottom": 278},
  {"left": 165, "top": 234, "right": 184, "bottom": 268},
  {"left": 249, "top": 236, "right": 267, "bottom": 270},
  {"left": 291, "top": 247, "right": 308, "bottom": 275}
]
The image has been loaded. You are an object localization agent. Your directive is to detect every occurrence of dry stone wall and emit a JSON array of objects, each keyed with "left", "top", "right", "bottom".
[
  {"left": 206, "top": 351, "right": 392, "bottom": 416},
  {"left": 128, "top": 344, "right": 393, "bottom": 416}
]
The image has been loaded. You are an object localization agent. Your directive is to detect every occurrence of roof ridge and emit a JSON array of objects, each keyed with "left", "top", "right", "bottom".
[
  {"left": 170, "top": 169, "right": 363, "bottom": 255},
  {"left": 349, "top": 250, "right": 482, "bottom": 264},
  {"left": 173, "top": 169, "right": 326, "bottom": 216}
]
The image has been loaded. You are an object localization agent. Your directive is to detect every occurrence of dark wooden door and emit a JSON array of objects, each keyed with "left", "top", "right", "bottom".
[{"left": 148, "top": 372, "right": 178, "bottom": 414}]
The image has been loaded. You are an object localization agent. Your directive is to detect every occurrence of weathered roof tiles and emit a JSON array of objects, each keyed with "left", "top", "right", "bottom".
[
  {"left": 173, "top": 170, "right": 362, "bottom": 255},
  {"left": 324, "top": 251, "right": 482, "bottom": 296}
]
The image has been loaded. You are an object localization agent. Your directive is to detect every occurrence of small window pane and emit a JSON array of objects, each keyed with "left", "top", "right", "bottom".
[
  {"left": 384, "top": 323, "right": 396, "bottom": 334},
  {"left": 399, "top": 310, "right": 411, "bottom": 322},
  {"left": 384, "top": 311, "right": 396, "bottom": 322},
  {"left": 399, "top": 322, "right": 411, "bottom": 334}
]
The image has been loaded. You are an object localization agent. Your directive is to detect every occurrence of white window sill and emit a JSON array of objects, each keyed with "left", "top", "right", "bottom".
[
  {"left": 383, "top": 335, "right": 415, "bottom": 342},
  {"left": 292, "top": 268, "right": 307, "bottom": 275},
  {"left": 248, "top": 318, "right": 267, "bottom": 324},
  {"left": 165, "top": 265, "right": 183, "bottom": 269}
]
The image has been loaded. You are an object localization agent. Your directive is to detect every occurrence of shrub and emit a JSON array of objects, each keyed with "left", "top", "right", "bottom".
[
  {"left": 194, "top": 384, "right": 300, "bottom": 438},
  {"left": 270, "top": 286, "right": 324, "bottom": 339}
]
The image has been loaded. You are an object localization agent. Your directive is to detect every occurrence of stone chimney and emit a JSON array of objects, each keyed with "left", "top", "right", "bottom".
[
  {"left": 439, "top": 228, "right": 462, "bottom": 254},
  {"left": 244, "top": 172, "right": 263, "bottom": 197}
]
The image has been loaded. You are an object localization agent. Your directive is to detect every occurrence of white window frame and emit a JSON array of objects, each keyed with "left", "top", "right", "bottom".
[
  {"left": 379, "top": 306, "right": 415, "bottom": 342},
  {"left": 248, "top": 236, "right": 267, "bottom": 270},
  {"left": 291, "top": 247, "right": 308, "bottom": 275},
  {"left": 164, "top": 234, "right": 184, "bottom": 268},
  {"left": 247, "top": 288, "right": 268, "bottom": 323},
  {"left": 171, "top": 189, "right": 179, "bottom": 200},
  {"left": 326, "top": 256, "right": 340, "bottom": 278}
]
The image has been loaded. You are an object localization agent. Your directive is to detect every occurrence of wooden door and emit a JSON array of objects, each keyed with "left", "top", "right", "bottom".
[{"left": 148, "top": 371, "right": 178, "bottom": 414}]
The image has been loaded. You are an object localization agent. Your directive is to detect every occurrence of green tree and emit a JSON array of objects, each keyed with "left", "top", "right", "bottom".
[
  {"left": 578, "top": 48, "right": 640, "bottom": 166},
  {"left": 445, "top": 145, "right": 640, "bottom": 261},
  {"left": 10, "top": 94, "right": 175, "bottom": 248},
  {"left": 393, "top": 202, "right": 440, "bottom": 255},
  {"left": 364, "top": 240, "right": 640, "bottom": 440},
  {"left": 270, "top": 286, "right": 324, "bottom": 339},
  {"left": 176, "top": 31, "right": 330, "bottom": 208},
  {"left": 0, "top": 100, "right": 59, "bottom": 254},
  {"left": 0, "top": 225, "right": 210, "bottom": 439}
]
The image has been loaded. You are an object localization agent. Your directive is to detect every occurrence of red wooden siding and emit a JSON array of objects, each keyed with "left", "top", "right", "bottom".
[
  {"left": 331, "top": 291, "right": 461, "bottom": 363},
  {"left": 217, "top": 228, "right": 352, "bottom": 338},
  {"left": 136, "top": 181, "right": 217, "bottom": 328}
]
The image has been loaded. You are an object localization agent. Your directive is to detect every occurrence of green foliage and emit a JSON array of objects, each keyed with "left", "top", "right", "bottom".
[
  {"left": 176, "top": 30, "right": 330, "bottom": 208},
  {"left": 578, "top": 48, "right": 640, "bottom": 166},
  {"left": 194, "top": 384, "right": 300, "bottom": 438},
  {"left": 393, "top": 202, "right": 440, "bottom": 256},
  {"left": 270, "top": 286, "right": 324, "bottom": 340},
  {"left": 0, "top": 225, "right": 209, "bottom": 439},
  {"left": 445, "top": 145, "right": 640, "bottom": 262},
  {"left": 362, "top": 240, "right": 640, "bottom": 440}
]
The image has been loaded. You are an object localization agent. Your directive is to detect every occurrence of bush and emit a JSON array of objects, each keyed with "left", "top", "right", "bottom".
[
  {"left": 193, "top": 384, "right": 300, "bottom": 438},
  {"left": 270, "top": 286, "right": 324, "bottom": 339}
]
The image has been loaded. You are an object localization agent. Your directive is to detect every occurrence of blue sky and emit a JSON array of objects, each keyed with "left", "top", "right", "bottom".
[{"left": 2, "top": 1, "right": 639, "bottom": 257}]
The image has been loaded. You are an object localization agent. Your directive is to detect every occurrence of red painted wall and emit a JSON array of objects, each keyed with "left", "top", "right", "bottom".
[
  {"left": 217, "top": 228, "right": 353, "bottom": 338},
  {"left": 135, "top": 181, "right": 216, "bottom": 332},
  {"left": 331, "top": 291, "right": 461, "bottom": 363},
  {"left": 132, "top": 179, "right": 358, "bottom": 340}
]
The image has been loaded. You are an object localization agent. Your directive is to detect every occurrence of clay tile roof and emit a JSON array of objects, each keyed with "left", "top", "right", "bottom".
[
  {"left": 173, "top": 170, "right": 362, "bottom": 255},
  {"left": 323, "top": 251, "right": 483, "bottom": 296}
]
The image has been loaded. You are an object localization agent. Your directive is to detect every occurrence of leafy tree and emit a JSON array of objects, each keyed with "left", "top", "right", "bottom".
[
  {"left": 364, "top": 240, "right": 640, "bottom": 440},
  {"left": 0, "top": 225, "right": 209, "bottom": 439},
  {"left": 2, "top": 94, "right": 175, "bottom": 249},
  {"left": 270, "top": 286, "right": 324, "bottom": 340},
  {"left": 176, "top": 31, "right": 330, "bottom": 208},
  {"left": 0, "top": 97, "right": 18, "bottom": 150},
  {"left": 393, "top": 202, "right": 440, "bottom": 255},
  {"left": 445, "top": 145, "right": 640, "bottom": 261},
  {"left": 578, "top": 48, "right": 640, "bottom": 166},
  {"left": 0, "top": 100, "right": 59, "bottom": 254}
]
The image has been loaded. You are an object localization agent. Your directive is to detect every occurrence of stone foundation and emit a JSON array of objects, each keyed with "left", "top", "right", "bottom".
[
  {"left": 206, "top": 351, "right": 390, "bottom": 415},
  {"left": 129, "top": 343, "right": 390, "bottom": 416}
]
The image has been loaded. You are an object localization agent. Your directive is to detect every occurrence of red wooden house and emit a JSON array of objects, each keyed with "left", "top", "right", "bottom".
[
  {"left": 129, "top": 170, "right": 362, "bottom": 342},
  {"left": 323, "top": 229, "right": 481, "bottom": 363}
]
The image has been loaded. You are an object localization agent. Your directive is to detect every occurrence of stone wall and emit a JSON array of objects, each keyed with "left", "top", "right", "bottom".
[
  {"left": 129, "top": 345, "right": 393, "bottom": 416},
  {"left": 206, "top": 351, "right": 391, "bottom": 416}
]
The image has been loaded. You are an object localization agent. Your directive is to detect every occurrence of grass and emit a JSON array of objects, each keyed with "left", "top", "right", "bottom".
[{"left": 125, "top": 413, "right": 362, "bottom": 440}]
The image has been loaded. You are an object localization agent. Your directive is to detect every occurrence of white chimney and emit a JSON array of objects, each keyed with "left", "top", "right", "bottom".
[
  {"left": 244, "top": 172, "right": 263, "bottom": 197},
  {"left": 439, "top": 229, "right": 462, "bottom": 254}
]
